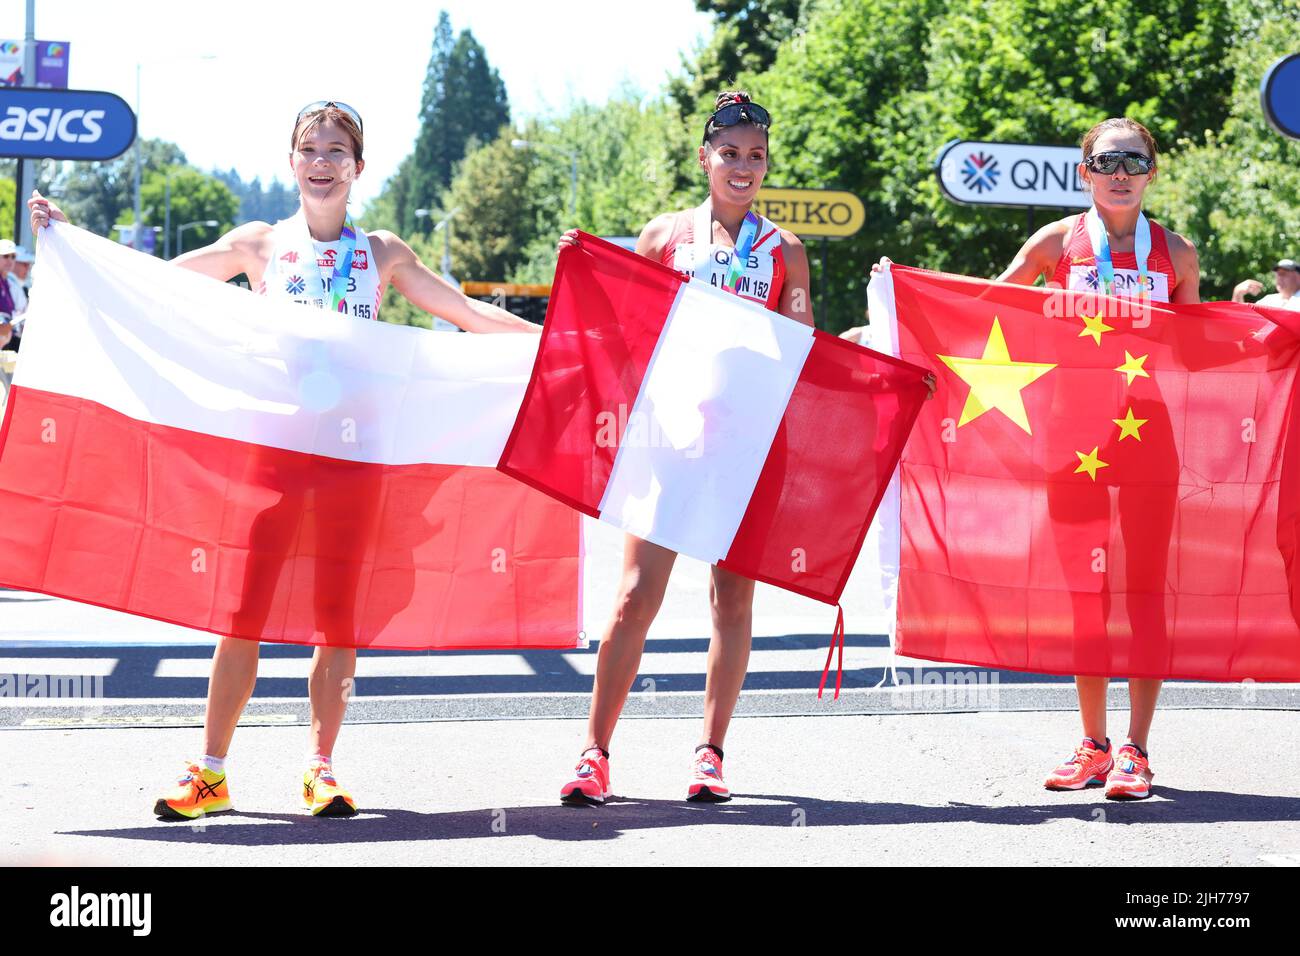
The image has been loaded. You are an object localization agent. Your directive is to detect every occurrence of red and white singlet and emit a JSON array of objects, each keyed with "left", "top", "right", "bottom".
[
  {"left": 260, "top": 211, "right": 383, "bottom": 321},
  {"left": 1051, "top": 210, "right": 1177, "bottom": 303},
  {"left": 662, "top": 202, "right": 785, "bottom": 311}
]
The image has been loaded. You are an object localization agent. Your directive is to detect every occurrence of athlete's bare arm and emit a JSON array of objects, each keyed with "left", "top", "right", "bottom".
[
  {"left": 1166, "top": 231, "right": 1201, "bottom": 304},
  {"left": 172, "top": 222, "right": 274, "bottom": 284},
  {"left": 371, "top": 230, "right": 539, "bottom": 334},
  {"left": 776, "top": 229, "right": 814, "bottom": 328},
  {"left": 633, "top": 213, "right": 678, "bottom": 262},
  {"left": 996, "top": 218, "right": 1073, "bottom": 285}
]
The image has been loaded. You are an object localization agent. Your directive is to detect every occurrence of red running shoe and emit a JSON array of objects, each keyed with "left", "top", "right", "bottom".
[
  {"left": 1044, "top": 737, "right": 1113, "bottom": 791},
  {"left": 560, "top": 748, "right": 611, "bottom": 807}
]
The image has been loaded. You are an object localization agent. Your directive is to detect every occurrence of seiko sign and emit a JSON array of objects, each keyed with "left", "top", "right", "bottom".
[
  {"left": 0, "top": 87, "right": 135, "bottom": 160},
  {"left": 935, "top": 140, "right": 1089, "bottom": 209}
]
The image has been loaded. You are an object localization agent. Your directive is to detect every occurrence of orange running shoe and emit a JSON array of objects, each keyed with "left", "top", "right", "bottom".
[
  {"left": 154, "top": 763, "right": 233, "bottom": 820},
  {"left": 560, "top": 748, "right": 611, "bottom": 806},
  {"left": 302, "top": 762, "right": 357, "bottom": 817},
  {"left": 686, "top": 746, "right": 731, "bottom": 802},
  {"left": 1105, "top": 743, "right": 1154, "bottom": 800},
  {"left": 1044, "top": 737, "right": 1113, "bottom": 791}
]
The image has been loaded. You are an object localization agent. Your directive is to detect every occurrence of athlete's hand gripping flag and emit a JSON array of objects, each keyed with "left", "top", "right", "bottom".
[
  {"left": 0, "top": 222, "right": 581, "bottom": 650},
  {"left": 873, "top": 261, "right": 1300, "bottom": 681}
]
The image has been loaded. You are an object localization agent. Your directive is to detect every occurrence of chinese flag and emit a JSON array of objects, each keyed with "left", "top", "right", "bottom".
[{"left": 884, "top": 264, "right": 1300, "bottom": 681}]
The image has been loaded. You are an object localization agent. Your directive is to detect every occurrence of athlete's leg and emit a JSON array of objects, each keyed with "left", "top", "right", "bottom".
[
  {"left": 1125, "top": 678, "right": 1162, "bottom": 751},
  {"left": 699, "top": 566, "right": 755, "bottom": 749},
  {"left": 308, "top": 646, "right": 357, "bottom": 758},
  {"left": 1075, "top": 674, "right": 1109, "bottom": 743},
  {"left": 584, "top": 535, "right": 678, "bottom": 751},
  {"left": 202, "top": 637, "right": 261, "bottom": 758}
]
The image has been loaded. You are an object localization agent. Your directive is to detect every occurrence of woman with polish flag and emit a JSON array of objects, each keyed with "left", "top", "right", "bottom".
[
  {"left": 29, "top": 100, "right": 539, "bottom": 821},
  {"left": 554, "top": 91, "right": 816, "bottom": 806},
  {"left": 996, "top": 117, "right": 1200, "bottom": 801}
]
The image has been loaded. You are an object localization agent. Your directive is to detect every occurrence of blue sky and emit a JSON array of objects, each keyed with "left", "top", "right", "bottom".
[{"left": 6, "top": 0, "right": 714, "bottom": 207}]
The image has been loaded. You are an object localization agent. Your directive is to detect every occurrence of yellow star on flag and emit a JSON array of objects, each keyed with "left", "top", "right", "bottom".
[
  {"left": 1074, "top": 446, "right": 1109, "bottom": 481},
  {"left": 1078, "top": 312, "right": 1115, "bottom": 346},
  {"left": 1115, "top": 351, "right": 1150, "bottom": 386},
  {"left": 1113, "top": 407, "right": 1148, "bottom": 441},
  {"left": 937, "top": 317, "right": 1056, "bottom": 434}
]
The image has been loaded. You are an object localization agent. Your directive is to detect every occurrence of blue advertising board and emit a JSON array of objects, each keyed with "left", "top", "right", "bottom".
[
  {"left": 1262, "top": 53, "right": 1300, "bottom": 140},
  {"left": 0, "top": 87, "right": 135, "bottom": 160}
]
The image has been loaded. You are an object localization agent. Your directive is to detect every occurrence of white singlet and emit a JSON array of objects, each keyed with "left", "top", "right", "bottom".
[{"left": 261, "top": 212, "right": 383, "bottom": 321}]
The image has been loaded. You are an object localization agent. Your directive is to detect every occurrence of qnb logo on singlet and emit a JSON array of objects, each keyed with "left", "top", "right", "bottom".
[
  {"left": 673, "top": 244, "right": 775, "bottom": 304},
  {"left": 1070, "top": 265, "right": 1169, "bottom": 302},
  {"left": 0, "top": 106, "right": 105, "bottom": 144}
]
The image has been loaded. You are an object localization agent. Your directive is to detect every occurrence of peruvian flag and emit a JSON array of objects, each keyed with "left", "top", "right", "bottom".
[
  {"left": 0, "top": 223, "right": 581, "bottom": 650},
  {"left": 873, "top": 262, "right": 1300, "bottom": 682},
  {"left": 499, "top": 233, "right": 930, "bottom": 605}
]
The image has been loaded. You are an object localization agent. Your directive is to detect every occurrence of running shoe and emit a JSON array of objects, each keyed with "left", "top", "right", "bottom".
[
  {"left": 1104, "top": 744, "right": 1154, "bottom": 800},
  {"left": 154, "top": 763, "right": 232, "bottom": 820},
  {"left": 686, "top": 747, "right": 731, "bottom": 802},
  {"left": 560, "top": 748, "right": 611, "bottom": 807},
  {"left": 302, "top": 762, "right": 357, "bottom": 817},
  {"left": 1043, "top": 737, "right": 1113, "bottom": 791}
]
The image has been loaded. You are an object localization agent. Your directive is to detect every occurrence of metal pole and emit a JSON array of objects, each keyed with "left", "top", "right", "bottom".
[
  {"left": 443, "top": 218, "right": 453, "bottom": 276},
  {"left": 1027, "top": 205, "right": 1035, "bottom": 235},
  {"left": 163, "top": 172, "right": 171, "bottom": 259},
  {"left": 820, "top": 237, "right": 828, "bottom": 328},
  {"left": 17, "top": 0, "right": 37, "bottom": 250},
  {"left": 133, "top": 63, "right": 142, "bottom": 250}
]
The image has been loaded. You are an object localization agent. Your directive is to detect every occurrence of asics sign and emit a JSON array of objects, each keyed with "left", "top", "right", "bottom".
[{"left": 0, "top": 87, "right": 135, "bottom": 160}]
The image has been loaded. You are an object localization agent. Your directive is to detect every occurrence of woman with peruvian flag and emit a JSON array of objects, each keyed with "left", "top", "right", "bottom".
[{"left": 554, "top": 91, "right": 817, "bottom": 806}]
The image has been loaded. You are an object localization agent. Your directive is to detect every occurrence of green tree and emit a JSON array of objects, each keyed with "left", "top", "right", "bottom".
[
  {"left": 46, "top": 140, "right": 188, "bottom": 238},
  {"left": 0, "top": 177, "right": 14, "bottom": 244},
  {"left": 753, "top": 0, "right": 1238, "bottom": 329},
  {"left": 445, "top": 131, "right": 537, "bottom": 281},
  {"left": 669, "top": 0, "right": 808, "bottom": 120},
  {"left": 118, "top": 165, "right": 238, "bottom": 257},
  {"left": 1146, "top": 0, "right": 1300, "bottom": 299},
  {"left": 380, "top": 13, "right": 510, "bottom": 236}
]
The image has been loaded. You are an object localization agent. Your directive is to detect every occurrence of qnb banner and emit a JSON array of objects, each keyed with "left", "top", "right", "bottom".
[
  {"left": 500, "top": 233, "right": 929, "bottom": 605},
  {"left": 0, "top": 87, "right": 135, "bottom": 160},
  {"left": 0, "top": 223, "right": 582, "bottom": 651},
  {"left": 935, "top": 139, "right": 1089, "bottom": 209}
]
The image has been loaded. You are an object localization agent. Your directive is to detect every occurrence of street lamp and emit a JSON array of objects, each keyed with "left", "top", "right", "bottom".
[
  {"left": 176, "top": 220, "right": 219, "bottom": 256},
  {"left": 433, "top": 208, "right": 459, "bottom": 280},
  {"left": 511, "top": 139, "right": 577, "bottom": 220}
]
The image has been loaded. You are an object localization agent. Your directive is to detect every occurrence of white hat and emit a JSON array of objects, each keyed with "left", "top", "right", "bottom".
[
  {"left": 15, "top": 246, "right": 33, "bottom": 264},
  {"left": 0, "top": 239, "right": 16, "bottom": 256}
]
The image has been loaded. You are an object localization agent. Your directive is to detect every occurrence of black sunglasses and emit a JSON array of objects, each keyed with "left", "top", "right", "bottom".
[
  {"left": 1085, "top": 150, "right": 1154, "bottom": 176},
  {"left": 704, "top": 101, "right": 772, "bottom": 141},
  {"left": 297, "top": 100, "right": 364, "bottom": 133}
]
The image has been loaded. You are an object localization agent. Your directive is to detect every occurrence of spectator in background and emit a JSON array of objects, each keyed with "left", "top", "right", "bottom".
[
  {"left": 1233, "top": 259, "right": 1300, "bottom": 309},
  {"left": 0, "top": 239, "right": 20, "bottom": 351},
  {"left": 13, "top": 246, "right": 33, "bottom": 292}
]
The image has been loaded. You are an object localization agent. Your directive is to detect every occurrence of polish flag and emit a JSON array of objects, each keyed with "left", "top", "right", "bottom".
[
  {"left": 499, "top": 233, "right": 929, "bottom": 606},
  {"left": 0, "top": 223, "right": 581, "bottom": 650}
]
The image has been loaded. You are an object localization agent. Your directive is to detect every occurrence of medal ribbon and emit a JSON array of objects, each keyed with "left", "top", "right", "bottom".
[
  {"left": 692, "top": 201, "right": 762, "bottom": 295},
  {"left": 293, "top": 210, "right": 357, "bottom": 313},
  {"left": 1086, "top": 206, "right": 1151, "bottom": 299}
]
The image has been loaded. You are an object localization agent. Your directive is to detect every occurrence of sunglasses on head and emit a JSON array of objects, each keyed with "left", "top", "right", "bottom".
[
  {"left": 296, "top": 100, "right": 363, "bottom": 133},
  {"left": 705, "top": 101, "right": 772, "bottom": 141},
  {"left": 1085, "top": 150, "right": 1153, "bottom": 176}
]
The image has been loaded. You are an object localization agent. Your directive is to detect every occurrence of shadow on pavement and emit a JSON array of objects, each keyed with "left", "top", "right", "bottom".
[{"left": 60, "top": 787, "right": 1300, "bottom": 846}]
